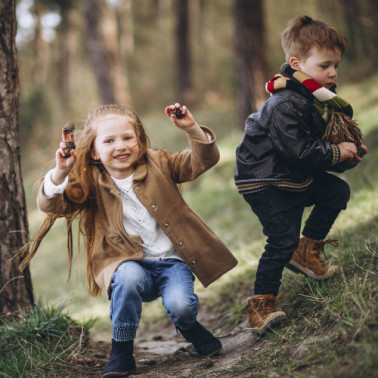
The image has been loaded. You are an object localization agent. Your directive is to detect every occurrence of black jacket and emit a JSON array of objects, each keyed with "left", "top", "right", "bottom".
[{"left": 234, "top": 88, "right": 344, "bottom": 194}]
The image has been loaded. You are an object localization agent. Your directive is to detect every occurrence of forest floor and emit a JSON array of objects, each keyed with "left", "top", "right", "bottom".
[{"left": 55, "top": 311, "right": 258, "bottom": 377}]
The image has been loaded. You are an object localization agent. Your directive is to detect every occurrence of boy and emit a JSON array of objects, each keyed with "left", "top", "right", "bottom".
[{"left": 234, "top": 15, "right": 368, "bottom": 334}]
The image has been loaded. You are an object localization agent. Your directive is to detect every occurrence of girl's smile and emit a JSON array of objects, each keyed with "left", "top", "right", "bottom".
[{"left": 92, "top": 114, "right": 140, "bottom": 179}]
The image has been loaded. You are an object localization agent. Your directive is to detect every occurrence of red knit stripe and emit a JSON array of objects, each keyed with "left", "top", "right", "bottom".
[
  {"left": 266, "top": 81, "right": 275, "bottom": 93},
  {"left": 303, "top": 78, "right": 322, "bottom": 93}
]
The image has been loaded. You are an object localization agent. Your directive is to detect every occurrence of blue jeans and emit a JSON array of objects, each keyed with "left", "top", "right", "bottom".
[
  {"left": 109, "top": 259, "right": 199, "bottom": 341},
  {"left": 243, "top": 172, "right": 350, "bottom": 296}
]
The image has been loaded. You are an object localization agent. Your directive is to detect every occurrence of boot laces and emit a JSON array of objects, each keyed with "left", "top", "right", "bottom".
[
  {"left": 313, "top": 239, "right": 338, "bottom": 265},
  {"left": 255, "top": 295, "right": 282, "bottom": 316}
]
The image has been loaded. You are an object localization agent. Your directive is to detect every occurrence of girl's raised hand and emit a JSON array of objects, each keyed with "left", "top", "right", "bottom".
[
  {"left": 165, "top": 103, "right": 208, "bottom": 142},
  {"left": 165, "top": 103, "right": 196, "bottom": 130},
  {"left": 51, "top": 127, "right": 77, "bottom": 185}
]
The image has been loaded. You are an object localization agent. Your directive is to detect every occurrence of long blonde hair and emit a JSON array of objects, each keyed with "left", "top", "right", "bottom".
[{"left": 20, "top": 104, "right": 150, "bottom": 296}]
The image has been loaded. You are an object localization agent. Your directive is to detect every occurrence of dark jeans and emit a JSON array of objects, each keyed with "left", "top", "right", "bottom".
[{"left": 243, "top": 172, "right": 350, "bottom": 296}]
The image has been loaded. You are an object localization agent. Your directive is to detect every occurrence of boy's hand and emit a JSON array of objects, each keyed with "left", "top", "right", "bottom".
[
  {"left": 51, "top": 128, "right": 77, "bottom": 185},
  {"left": 338, "top": 142, "right": 368, "bottom": 163},
  {"left": 165, "top": 103, "right": 208, "bottom": 142}
]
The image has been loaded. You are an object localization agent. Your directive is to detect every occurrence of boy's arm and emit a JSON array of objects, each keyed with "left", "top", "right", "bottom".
[
  {"left": 331, "top": 142, "right": 368, "bottom": 172},
  {"left": 270, "top": 100, "right": 342, "bottom": 170}
]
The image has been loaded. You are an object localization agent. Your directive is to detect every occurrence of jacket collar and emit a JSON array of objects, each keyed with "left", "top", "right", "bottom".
[
  {"left": 91, "top": 154, "right": 148, "bottom": 193},
  {"left": 133, "top": 155, "right": 148, "bottom": 182}
]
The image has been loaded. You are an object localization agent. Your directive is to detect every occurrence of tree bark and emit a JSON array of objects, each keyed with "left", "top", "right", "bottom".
[
  {"left": 80, "top": 0, "right": 130, "bottom": 105},
  {"left": 0, "top": 0, "right": 34, "bottom": 314},
  {"left": 234, "top": 0, "right": 268, "bottom": 129}
]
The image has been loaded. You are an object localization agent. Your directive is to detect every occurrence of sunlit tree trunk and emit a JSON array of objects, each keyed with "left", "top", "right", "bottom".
[
  {"left": 58, "top": 6, "right": 76, "bottom": 113},
  {"left": 80, "top": 0, "right": 130, "bottom": 105},
  {"left": 116, "top": 0, "right": 134, "bottom": 58},
  {"left": 30, "top": 2, "right": 48, "bottom": 86},
  {"left": 234, "top": 0, "right": 268, "bottom": 129},
  {"left": 0, "top": 0, "right": 34, "bottom": 314},
  {"left": 341, "top": 0, "right": 378, "bottom": 67},
  {"left": 175, "top": 0, "right": 194, "bottom": 106}
]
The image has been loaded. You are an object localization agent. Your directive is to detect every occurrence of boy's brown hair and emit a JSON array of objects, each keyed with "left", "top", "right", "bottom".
[{"left": 281, "top": 15, "right": 348, "bottom": 62}]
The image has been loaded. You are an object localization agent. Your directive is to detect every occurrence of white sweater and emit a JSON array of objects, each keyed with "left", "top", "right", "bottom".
[{"left": 43, "top": 169, "right": 182, "bottom": 261}]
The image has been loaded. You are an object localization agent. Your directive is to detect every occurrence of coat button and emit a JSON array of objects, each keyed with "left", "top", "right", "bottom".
[
  {"left": 164, "top": 222, "right": 169, "bottom": 228},
  {"left": 151, "top": 204, "right": 157, "bottom": 210},
  {"left": 191, "top": 259, "right": 196, "bottom": 265},
  {"left": 179, "top": 240, "right": 184, "bottom": 247}
]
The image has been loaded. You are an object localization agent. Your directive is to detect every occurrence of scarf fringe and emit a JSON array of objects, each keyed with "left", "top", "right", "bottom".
[
  {"left": 266, "top": 64, "right": 363, "bottom": 154},
  {"left": 323, "top": 112, "right": 364, "bottom": 156}
]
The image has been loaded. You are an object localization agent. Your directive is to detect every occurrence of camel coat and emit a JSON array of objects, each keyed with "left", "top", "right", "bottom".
[{"left": 37, "top": 127, "right": 237, "bottom": 296}]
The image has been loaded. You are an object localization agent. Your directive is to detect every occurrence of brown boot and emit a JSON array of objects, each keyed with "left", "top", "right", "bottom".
[
  {"left": 286, "top": 237, "right": 339, "bottom": 279},
  {"left": 247, "top": 294, "right": 286, "bottom": 334}
]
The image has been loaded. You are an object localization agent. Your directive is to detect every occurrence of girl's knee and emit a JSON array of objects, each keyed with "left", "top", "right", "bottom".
[
  {"left": 112, "top": 261, "right": 146, "bottom": 291},
  {"left": 164, "top": 293, "right": 198, "bottom": 320}
]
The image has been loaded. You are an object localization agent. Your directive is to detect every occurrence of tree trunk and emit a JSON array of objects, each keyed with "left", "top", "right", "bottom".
[
  {"left": 116, "top": 0, "right": 134, "bottom": 58},
  {"left": 58, "top": 7, "right": 76, "bottom": 113},
  {"left": 175, "top": 0, "right": 194, "bottom": 106},
  {"left": 80, "top": 0, "right": 130, "bottom": 105},
  {"left": 234, "top": 0, "right": 268, "bottom": 130},
  {"left": 0, "top": 0, "right": 34, "bottom": 314},
  {"left": 31, "top": 3, "right": 48, "bottom": 87}
]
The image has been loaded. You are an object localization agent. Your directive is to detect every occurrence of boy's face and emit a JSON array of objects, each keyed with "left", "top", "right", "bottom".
[{"left": 290, "top": 47, "right": 342, "bottom": 89}]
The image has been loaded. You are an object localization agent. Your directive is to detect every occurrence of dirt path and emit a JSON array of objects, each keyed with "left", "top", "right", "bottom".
[{"left": 61, "top": 318, "right": 259, "bottom": 377}]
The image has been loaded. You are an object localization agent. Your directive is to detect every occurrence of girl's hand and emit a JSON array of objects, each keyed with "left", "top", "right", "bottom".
[
  {"left": 165, "top": 103, "right": 208, "bottom": 142},
  {"left": 51, "top": 128, "right": 77, "bottom": 185}
]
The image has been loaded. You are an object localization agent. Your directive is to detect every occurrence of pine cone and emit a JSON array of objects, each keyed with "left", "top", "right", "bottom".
[
  {"left": 63, "top": 122, "right": 76, "bottom": 157},
  {"left": 170, "top": 108, "right": 184, "bottom": 119}
]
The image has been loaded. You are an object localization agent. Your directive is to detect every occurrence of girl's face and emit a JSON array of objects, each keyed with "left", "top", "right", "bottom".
[
  {"left": 292, "top": 47, "right": 342, "bottom": 89},
  {"left": 91, "top": 114, "right": 140, "bottom": 179}
]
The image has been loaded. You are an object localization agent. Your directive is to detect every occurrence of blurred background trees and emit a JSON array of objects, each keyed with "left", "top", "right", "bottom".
[{"left": 16, "top": 0, "right": 377, "bottom": 150}]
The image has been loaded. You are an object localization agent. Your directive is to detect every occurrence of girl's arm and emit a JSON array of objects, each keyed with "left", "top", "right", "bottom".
[
  {"left": 165, "top": 103, "right": 209, "bottom": 143},
  {"left": 51, "top": 128, "right": 77, "bottom": 185},
  {"left": 161, "top": 103, "right": 219, "bottom": 183}
]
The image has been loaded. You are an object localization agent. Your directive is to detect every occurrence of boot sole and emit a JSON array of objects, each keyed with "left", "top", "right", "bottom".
[
  {"left": 285, "top": 261, "right": 337, "bottom": 280},
  {"left": 101, "top": 367, "right": 137, "bottom": 378},
  {"left": 250, "top": 311, "right": 286, "bottom": 335},
  {"left": 208, "top": 345, "right": 222, "bottom": 357}
]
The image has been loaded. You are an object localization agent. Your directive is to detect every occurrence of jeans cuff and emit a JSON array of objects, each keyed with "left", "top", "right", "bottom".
[{"left": 113, "top": 324, "right": 138, "bottom": 341}]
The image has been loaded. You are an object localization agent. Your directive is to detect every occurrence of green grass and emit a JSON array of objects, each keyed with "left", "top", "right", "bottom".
[
  {"left": 0, "top": 303, "right": 94, "bottom": 377},
  {"left": 226, "top": 239, "right": 377, "bottom": 377},
  {"left": 10, "top": 74, "right": 378, "bottom": 376}
]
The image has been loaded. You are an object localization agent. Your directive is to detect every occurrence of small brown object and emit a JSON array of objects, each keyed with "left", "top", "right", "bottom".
[
  {"left": 63, "top": 122, "right": 76, "bottom": 158},
  {"left": 63, "top": 122, "right": 75, "bottom": 134}
]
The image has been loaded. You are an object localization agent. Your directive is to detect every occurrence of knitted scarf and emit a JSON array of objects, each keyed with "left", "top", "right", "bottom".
[{"left": 266, "top": 63, "right": 363, "bottom": 155}]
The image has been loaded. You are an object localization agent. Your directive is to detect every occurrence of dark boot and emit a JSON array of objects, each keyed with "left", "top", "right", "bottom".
[
  {"left": 178, "top": 321, "right": 222, "bottom": 357},
  {"left": 101, "top": 339, "right": 136, "bottom": 378}
]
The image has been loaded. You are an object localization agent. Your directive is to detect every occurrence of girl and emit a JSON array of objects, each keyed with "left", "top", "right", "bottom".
[{"left": 20, "top": 103, "right": 237, "bottom": 377}]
